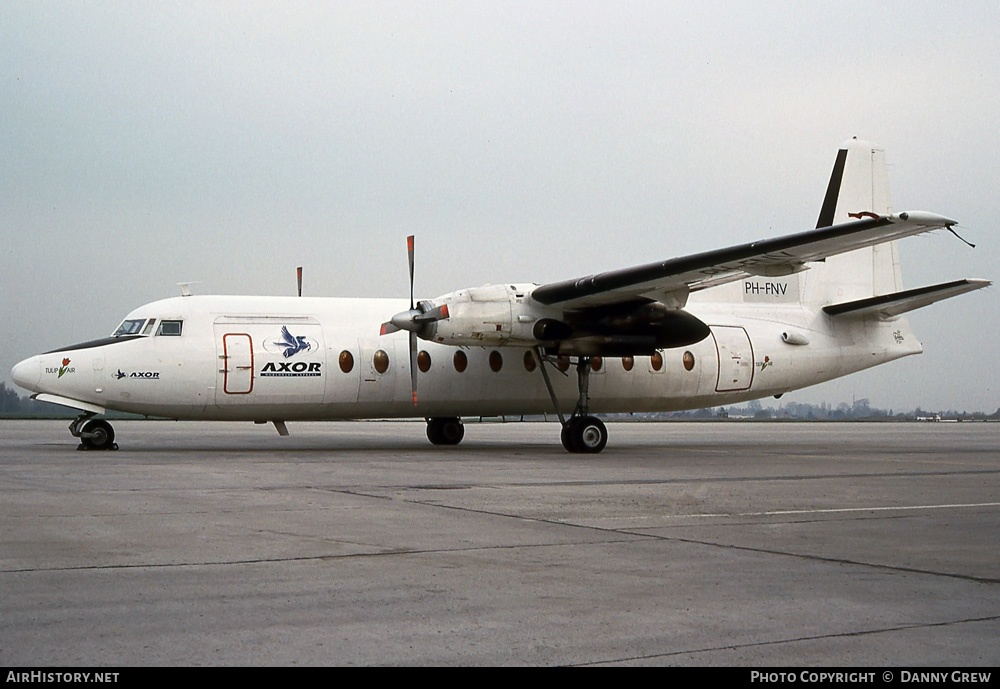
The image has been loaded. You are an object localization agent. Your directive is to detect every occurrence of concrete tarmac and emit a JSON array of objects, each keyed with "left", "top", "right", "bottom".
[{"left": 1, "top": 419, "right": 998, "bottom": 666}]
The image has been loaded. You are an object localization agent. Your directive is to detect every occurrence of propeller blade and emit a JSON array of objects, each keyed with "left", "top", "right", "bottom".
[
  {"left": 296, "top": 266, "right": 302, "bottom": 297},
  {"left": 407, "top": 235, "right": 415, "bottom": 310},
  {"left": 380, "top": 235, "right": 433, "bottom": 405},
  {"left": 409, "top": 332, "right": 418, "bottom": 406},
  {"left": 414, "top": 303, "right": 449, "bottom": 322}
]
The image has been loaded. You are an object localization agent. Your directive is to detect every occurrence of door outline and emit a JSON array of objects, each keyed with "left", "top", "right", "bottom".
[
  {"left": 222, "top": 333, "right": 254, "bottom": 394},
  {"left": 712, "top": 326, "right": 754, "bottom": 392}
]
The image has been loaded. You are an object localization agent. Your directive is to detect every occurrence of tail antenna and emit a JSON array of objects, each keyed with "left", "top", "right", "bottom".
[{"left": 947, "top": 226, "right": 976, "bottom": 249}]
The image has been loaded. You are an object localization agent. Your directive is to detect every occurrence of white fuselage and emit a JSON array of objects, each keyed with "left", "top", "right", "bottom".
[{"left": 11, "top": 291, "right": 922, "bottom": 422}]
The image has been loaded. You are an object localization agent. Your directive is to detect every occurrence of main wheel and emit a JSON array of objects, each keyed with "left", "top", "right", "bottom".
[
  {"left": 80, "top": 419, "right": 116, "bottom": 450},
  {"left": 426, "top": 417, "right": 465, "bottom": 446},
  {"left": 560, "top": 418, "right": 581, "bottom": 453},
  {"left": 561, "top": 416, "right": 607, "bottom": 454}
]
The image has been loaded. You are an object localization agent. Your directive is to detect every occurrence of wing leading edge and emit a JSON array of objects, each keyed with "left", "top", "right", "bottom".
[{"left": 530, "top": 211, "right": 958, "bottom": 310}]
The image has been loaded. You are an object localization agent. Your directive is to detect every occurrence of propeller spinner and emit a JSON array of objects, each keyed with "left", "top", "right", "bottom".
[{"left": 379, "top": 236, "right": 449, "bottom": 405}]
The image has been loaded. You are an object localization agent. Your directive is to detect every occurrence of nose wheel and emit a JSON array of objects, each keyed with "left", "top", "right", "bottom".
[{"left": 70, "top": 415, "right": 118, "bottom": 451}]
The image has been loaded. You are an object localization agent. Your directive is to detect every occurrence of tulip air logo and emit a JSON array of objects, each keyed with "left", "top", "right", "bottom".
[{"left": 45, "top": 358, "right": 76, "bottom": 377}]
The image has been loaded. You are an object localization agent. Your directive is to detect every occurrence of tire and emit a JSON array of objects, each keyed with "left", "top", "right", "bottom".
[
  {"left": 427, "top": 417, "right": 465, "bottom": 446},
  {"left": 80, "top": 419, "right": 115, "bottom": 450},
  {"left": 561, "top": 419, "right": 581, "bottom": 453},
  {"left": 562, "top": 416, "right": 607, "bottom": 454}
]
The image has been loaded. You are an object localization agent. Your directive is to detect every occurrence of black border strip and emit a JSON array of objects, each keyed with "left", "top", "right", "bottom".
[{"left": 816, "top": 148, "right": 848, "bottom": 229}]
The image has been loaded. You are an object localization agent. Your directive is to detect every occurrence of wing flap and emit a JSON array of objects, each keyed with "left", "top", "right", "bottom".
[
  {"left": 823, "top": 279, "right": 991, "bottom": 318},
  {"left": 531, "top": 212, "right": 957, "bottom": 309}
]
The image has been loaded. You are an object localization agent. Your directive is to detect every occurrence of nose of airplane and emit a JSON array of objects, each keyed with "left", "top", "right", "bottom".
[{"left": 10, "top": 356, "right": 41, "bottom": 392}]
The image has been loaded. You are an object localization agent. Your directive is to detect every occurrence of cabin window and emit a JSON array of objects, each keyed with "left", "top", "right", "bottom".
[
  {"left": 113, "top": 319, "right": 146, "bottom": 337},
  {"left": 157, "top": 320, "right": 183, "bottom": 336},
  {"left": 591, "top": 356, "right": 603, "bottom": 372},
  {"left": 683, "top": 351, "right": 696, "bottom": 371},
  {"left": 339, "top": 351, "right": 354, "bottom": 373},
  {"left": 556, "top": 356, "right": 571, "bottom": 372},
  {"left": 622, "top": 356, "right": 634, "bottom": 371},
  {"left": 453, "top": 350, "right": 468, "bottom": 373},
  {"left": 523, "top": 351, "right": 537, "bottom": 372},
  {"left": 373, "top": 349, "right": 389, "bottom": 374},
  {"left": 417, "top": 351, "right": 431, "bottom": 373},
  {"left": 489, "top": 351, "right": 503, "bottom": 372},
  {"left": 650, "top": 351, "right": 663, "bottom": 371}
]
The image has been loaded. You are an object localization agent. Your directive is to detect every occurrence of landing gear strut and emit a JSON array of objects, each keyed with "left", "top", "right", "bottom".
[
  {"left": 70, "top": 414, "right": 118, "bottom": 451},
  {"left": 533, "top": 348, "right": 609, "bottom": 454},
  {"left": 426, "top": 417, "right": 465, "bottom": 446}
]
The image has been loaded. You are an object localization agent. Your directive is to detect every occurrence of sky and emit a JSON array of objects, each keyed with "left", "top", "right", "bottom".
[{"left": 2, "top": 1, "right": 997, "bottom": 412}]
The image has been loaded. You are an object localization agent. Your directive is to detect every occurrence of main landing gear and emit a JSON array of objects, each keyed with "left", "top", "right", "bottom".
[
  {"left": 534, "top": 348, "right": 609, "bottom": 454},
  {"left": 70, "top": 413, "right": 118, "bottom": 451},
  {"left": 426, "top": 416, "right": 465, "bottom": 446}
]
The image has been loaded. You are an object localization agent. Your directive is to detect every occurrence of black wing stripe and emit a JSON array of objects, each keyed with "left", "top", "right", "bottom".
[{"left": 532, "top": 216, "right": 892, "bottom": 306}]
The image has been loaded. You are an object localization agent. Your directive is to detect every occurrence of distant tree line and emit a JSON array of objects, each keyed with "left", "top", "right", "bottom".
[
  {"left": 0, "top": 382, "right": 76, "bottom": 418},
  {"left": 679, "top": 398, "right": 1000, "bottom": 421}
]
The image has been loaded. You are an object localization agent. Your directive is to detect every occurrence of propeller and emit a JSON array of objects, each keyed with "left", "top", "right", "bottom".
[
  {"left": 379, "top": 235, "right": 449, "bottom": 405},
  {"left": 297, "top": 266, "right": 303, "bottom": 297}
]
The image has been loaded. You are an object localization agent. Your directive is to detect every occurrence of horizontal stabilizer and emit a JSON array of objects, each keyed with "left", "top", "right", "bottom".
[{"left": 823, "top": 279, "right": 990, "bottom": 318}]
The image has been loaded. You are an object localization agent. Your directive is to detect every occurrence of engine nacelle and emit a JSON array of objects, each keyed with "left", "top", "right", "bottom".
[
  {"left": 419, "top": 283, "right": 710, "bottom": 355},
  {"left": 422, "top": 284, "right": 545, "bottom": 347}
]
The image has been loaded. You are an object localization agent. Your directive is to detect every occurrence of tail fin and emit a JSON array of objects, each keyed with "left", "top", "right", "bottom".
[{"left": 802, "top": 138, "right": 902, "bottom": 305}]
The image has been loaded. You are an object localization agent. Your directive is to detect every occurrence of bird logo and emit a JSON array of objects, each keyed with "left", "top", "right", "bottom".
[{"left": 272, "top": 326, "right": 314, "bottom": 358}]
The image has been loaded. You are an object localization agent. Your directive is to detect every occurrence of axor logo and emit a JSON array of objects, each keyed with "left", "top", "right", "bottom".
[{"left": 260, "top": 361, "right": 322, "bottom": 377}]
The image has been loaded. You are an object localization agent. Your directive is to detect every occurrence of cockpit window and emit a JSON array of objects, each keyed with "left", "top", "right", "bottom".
[
  {"left": 112, "top": 319, "right": 146, "bottom": 337},
  {"left": 157, "top": 320, "right": 183, "bottom": 336},
  {"left": 141, "top": 318, "right": 157, "bottom": 335}
]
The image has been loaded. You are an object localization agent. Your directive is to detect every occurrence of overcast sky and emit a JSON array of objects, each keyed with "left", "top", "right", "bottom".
[{"left": 2, "top": 1, "right": 997, "bottom": 412}]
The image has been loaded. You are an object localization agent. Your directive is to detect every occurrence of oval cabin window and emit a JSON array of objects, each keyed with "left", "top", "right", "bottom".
[
  {"left": 417, "top": 351, "right": 431, "bottom": 373},
  {"left": 339, "top": 351, "right": 354, "bottom": 373},
  {"left": 373, "top": 349, "right": 389, "bottom": 374},
  {"left": 523, "top": 351, "right": 537, "bottom": 372}
]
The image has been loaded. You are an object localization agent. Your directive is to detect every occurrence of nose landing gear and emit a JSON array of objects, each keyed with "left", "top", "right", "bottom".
[{"left": 70, "top": 414, "right": 118, "bottom": 451}]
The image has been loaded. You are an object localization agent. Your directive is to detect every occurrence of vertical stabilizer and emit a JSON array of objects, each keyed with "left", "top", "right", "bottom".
[{"left": 803, "top": 138, "right": 902, "bottom": 305}]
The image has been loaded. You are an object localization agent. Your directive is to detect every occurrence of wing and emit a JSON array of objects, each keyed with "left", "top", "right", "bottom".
[{"left": 530, "top": 212, "right": 957, "bottom": 309}]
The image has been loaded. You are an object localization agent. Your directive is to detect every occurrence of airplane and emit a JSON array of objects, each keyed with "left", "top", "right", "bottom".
[{"left": 9, "top": 138, "right": 991, "bottom": 453}]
